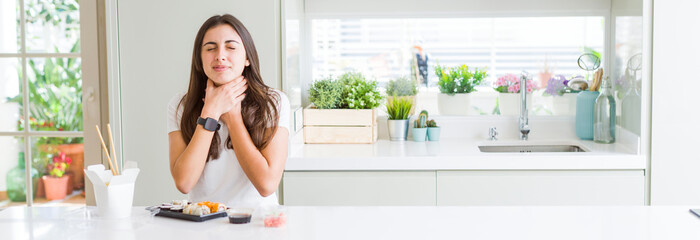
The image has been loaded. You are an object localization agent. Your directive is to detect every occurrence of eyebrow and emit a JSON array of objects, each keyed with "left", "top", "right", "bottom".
[{"left": 203, "top": 40, "right": 241, "bottom": 46}]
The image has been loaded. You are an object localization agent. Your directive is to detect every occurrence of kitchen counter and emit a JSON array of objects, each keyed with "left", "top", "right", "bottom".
[
  {"left": 3, "top": 205, "right": 699, "bottom": 240},
  {"left": 286, "top": 131, "right": 645, "bottom": 171}
]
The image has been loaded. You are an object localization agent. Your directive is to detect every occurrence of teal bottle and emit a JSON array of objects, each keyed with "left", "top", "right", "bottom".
[
  {"left": 575, "top": 90, "right": 600, "bottom": 140},
  {"left": 594, "top": 77, "right": 616, "bottom": 143},
  {"left": 6, "top": 152, "right": 39, "bottom": 202}
]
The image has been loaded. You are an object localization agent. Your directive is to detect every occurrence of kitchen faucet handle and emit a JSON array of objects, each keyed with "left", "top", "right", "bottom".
[{"left": 489, "top": 127, "right": 498, "bottom": 141}]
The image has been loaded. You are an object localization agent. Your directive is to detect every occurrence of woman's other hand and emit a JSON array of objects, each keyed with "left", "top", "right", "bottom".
[{"left": 202, "top": 77, "right": 247, "bottom": 119}]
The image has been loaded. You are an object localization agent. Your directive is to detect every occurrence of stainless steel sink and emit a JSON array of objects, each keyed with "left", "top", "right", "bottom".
[{"left": 478, "top": 145, "right": 587, "bottom": 153}]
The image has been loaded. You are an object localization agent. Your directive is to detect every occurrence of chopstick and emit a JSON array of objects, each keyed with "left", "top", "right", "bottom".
[
  {"left": 95, "top": 125, "right": 117, "bottom": 176},
  {"left": 107, "top": 124, "right": 120, "bottom": 175}
]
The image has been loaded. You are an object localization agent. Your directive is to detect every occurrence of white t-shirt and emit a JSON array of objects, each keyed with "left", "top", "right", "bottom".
[{"left": 167, "top": 89, "right": 290, "bottom": 207}]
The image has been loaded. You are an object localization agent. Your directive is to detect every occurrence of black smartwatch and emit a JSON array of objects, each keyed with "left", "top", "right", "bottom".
[{"left": 197, "top": 117, "right": 221, "bottom": 131}]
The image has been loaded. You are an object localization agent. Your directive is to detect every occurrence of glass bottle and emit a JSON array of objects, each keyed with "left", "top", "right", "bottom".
[
  {"left": 594, "top": 77, "right": 616, "bottom": 143},
  {"left": 6, "top": 152, "right": 40, "bottom": 202}
]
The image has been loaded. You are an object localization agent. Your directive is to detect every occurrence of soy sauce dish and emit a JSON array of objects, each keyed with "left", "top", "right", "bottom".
[{"left": 227, "top": 208, "right": 254, "bottom": 224}]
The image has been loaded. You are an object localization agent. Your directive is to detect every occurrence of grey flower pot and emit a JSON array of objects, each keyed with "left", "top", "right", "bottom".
[{"left": 387, "top": 119, "right": 409, "bottom": 141}]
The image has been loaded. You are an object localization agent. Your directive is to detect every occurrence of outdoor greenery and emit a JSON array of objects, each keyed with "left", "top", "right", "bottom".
[
  {"left": 6, "top": 0, "right": 83, "bottom": 146},
  {"left": 385, "top": 76, "right": 417, "bottom": 97},
  {"left": 434, "top": 64, "right": 488, "bottom": 95}
]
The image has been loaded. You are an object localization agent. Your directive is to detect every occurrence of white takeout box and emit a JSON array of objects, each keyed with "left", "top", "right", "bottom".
[{"left": 85, "top": 162, "right": 139, "bottom": 218}]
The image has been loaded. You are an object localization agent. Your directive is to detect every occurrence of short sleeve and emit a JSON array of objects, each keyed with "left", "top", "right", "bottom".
[
  {"left": 167, "top": 93, "right": 186, "bottom": 133},
  {"left": 272, "top": 90, "right": 291, "bottom": 132}
]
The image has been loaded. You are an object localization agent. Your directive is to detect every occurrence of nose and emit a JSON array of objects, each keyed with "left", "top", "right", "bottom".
[{"left": 215, "top": 49, "right": 226, "bottom": 61}]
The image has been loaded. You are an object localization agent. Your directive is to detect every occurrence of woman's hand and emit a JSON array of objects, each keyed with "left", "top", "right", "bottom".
[{"left": 201, "top": 77, "right": 247, "bottom": 120}]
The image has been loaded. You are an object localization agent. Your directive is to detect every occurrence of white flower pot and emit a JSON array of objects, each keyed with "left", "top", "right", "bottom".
[
  {"left": 498, "top": 93, "right": 532, "bottom": 116},
  {"left": 437, "top": 93, "right": 471, "bottom": 116},
  {"left": 552, "top": 93, "right": 577, "bottom": 116}
]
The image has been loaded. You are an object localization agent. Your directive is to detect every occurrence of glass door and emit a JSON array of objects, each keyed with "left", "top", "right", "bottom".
[{"left": 0, "top": 0, "right": 85, "bottom": 207}]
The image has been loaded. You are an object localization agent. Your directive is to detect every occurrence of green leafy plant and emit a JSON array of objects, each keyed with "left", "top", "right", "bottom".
[
  {"left": 386, "top": 96, "right": 413, "bottom": 120},
  {"left": 9, "top": 46, "right": 83, "bottom": 146},
  {"left": 308, "top": 77, "right": 343, "bottom": 109},
  {"left": 338, "top": 72, "right": 383, "bottom": 109},
  {"left": 413, "top": 110, "right": 428, "bottom": 128},
  {"left": 385, "top": 76, "right": 417, "bottom": 97},
  {"left": 7, "top": 0, "right": 83, "bottom": 146},
  {"left": 426, "top": 119, "right": 438, "bottom": 128},
  {"left": 434, "top": 64, "right": 488, "bottom": 95}
]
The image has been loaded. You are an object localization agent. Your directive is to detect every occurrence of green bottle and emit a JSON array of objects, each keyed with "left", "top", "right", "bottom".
[{"left": 6, "top": 152, "right": 39, "bottom": 202}]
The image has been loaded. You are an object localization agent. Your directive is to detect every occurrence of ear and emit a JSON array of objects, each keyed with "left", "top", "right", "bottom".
[{"left": 245, "top": 60, "right": 250, "bottom": 67}]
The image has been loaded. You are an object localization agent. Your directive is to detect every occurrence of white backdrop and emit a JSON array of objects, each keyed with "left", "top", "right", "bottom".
[{"left": 116, "top": 0, "right": 280, "bottom": 205}]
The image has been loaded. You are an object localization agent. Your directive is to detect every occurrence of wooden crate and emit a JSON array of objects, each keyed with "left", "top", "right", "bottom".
[{"left": 303, "top": 105, "right": 377, "bottom": 144}]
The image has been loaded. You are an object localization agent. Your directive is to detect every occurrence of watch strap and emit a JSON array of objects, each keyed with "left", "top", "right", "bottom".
[{"left": 197, "top": 117, "right": 221, "bottom": 131}]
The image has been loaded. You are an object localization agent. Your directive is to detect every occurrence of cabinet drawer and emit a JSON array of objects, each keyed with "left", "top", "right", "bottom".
[
  {"left": 437, "top": 170, "right": 644, "bottom": 206},
  {"left": 283, "top": 171, "right": 436, "bottom": 206}
]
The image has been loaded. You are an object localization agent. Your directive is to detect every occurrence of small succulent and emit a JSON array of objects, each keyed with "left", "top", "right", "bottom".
[
  {"left": 414, "top": 110, "right": 428, "bottom": 128},
  {"left": 426, "top": 119, "right": 438, "bottom": 128}
]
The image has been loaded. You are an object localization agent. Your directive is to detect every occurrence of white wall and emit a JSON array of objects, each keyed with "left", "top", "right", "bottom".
[
  {"left": 116, "top": 0, "right": 280, "bottom": 205},
  {"left": 650, "top": 0, "right": 700, "bottom": 204}
]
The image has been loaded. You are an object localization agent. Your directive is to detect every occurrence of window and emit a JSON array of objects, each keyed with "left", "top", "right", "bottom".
[
  {"left": 311, "top": 17, "right": 605, "bottom": 116},
  {"left": 0, "top": 0, "right": 84, "bottom": 207}
]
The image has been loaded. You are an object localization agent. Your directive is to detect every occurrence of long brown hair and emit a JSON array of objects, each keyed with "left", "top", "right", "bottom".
[{"left": 179, "top": 14, "right": 280, "bottom": 161}]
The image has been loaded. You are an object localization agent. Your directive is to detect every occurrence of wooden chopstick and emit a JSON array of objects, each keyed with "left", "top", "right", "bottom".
[
  {"left": 107, "top": 124, "right": 120, "bottom": 175},
  {"left": 95, "top": 125, "right": 117, "bottom": 176}
]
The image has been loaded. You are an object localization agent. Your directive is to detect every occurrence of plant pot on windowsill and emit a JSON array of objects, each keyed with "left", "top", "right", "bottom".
[
  {"left": 498, "top": 92, "right": 532, "bottom": 116},
  {"left": 303, "top": 104, "right": 378, "bottom": 144},
  {"left": 42, "top": 175, "right": 69, "bottom": 200},
  {"left": 427, "top": 127, "right": 441, "bottom": 141},
  {"left": 437, "top": 93, "right": 471, "bottom": 116},
  {"left": 387, "top": 119, "right": 409, "bottom": 141}
]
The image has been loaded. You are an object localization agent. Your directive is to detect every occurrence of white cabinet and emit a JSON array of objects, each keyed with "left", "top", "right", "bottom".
[
  {"left": 282, "top": 170, "right": 645, "bottom": 206},
  {"left": 436, "top": 170, "right": 645, "bottom": 206},
  {"left": 282, "top": 171, "right": 436, "bottom": 206}
]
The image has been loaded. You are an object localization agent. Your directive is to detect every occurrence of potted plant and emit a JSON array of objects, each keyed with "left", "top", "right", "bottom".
[
  {"left": 412, "top": 110, "right": 428, "bottom": 142},
  {"left": 426, "top": 119, "right": 440, "bottom": 141},
  {"left": 304, "top": 72, "right": 384, "bottom": 143},
  {"left": 544, "top": 74, "right": 578, "bottom": 115},
  {"left": 435, "top": 64, "right": 487, "bottom": 115},
  {"left": 42, "top": 152, "right": 71, "bottom": 200},
  {"left": 386, "top": 96, "right": 413, "bottom": 141},
  {"left": 385, "top": 76, "right": 417, "bottom": 114},
  {"left": 493, "top": 73, "right": 536, "bottom": 116}
]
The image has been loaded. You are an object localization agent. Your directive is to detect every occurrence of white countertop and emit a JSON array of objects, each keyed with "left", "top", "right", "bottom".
[
  {"left": 3, "top": 205, "right": 700, "bottom": 240},
  {"left": 286, "top": 131, "right": 645, "bottom": 171}
]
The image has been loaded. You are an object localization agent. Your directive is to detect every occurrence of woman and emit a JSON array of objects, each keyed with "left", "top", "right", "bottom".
[{"left": 167, "top": 14, "right": 289, "bottom": 207}]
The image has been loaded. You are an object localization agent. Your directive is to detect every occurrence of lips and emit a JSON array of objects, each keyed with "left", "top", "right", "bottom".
[{"left": 213, "top": 65, "right": 229, "bottom": 72}]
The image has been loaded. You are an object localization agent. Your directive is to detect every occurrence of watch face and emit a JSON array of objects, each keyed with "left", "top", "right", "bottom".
[{"left": 204, "top": 118, "right": 219, "bottom": 131}]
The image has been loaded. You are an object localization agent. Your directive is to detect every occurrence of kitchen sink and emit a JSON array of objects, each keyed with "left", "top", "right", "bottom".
[{"left": 478, "top": 145, "right": 587, "bottom": 153}]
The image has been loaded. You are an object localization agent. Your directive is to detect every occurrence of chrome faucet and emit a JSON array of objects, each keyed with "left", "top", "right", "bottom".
[{"left": 519, "top": 71, "right": 530, "bottom": 140}]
